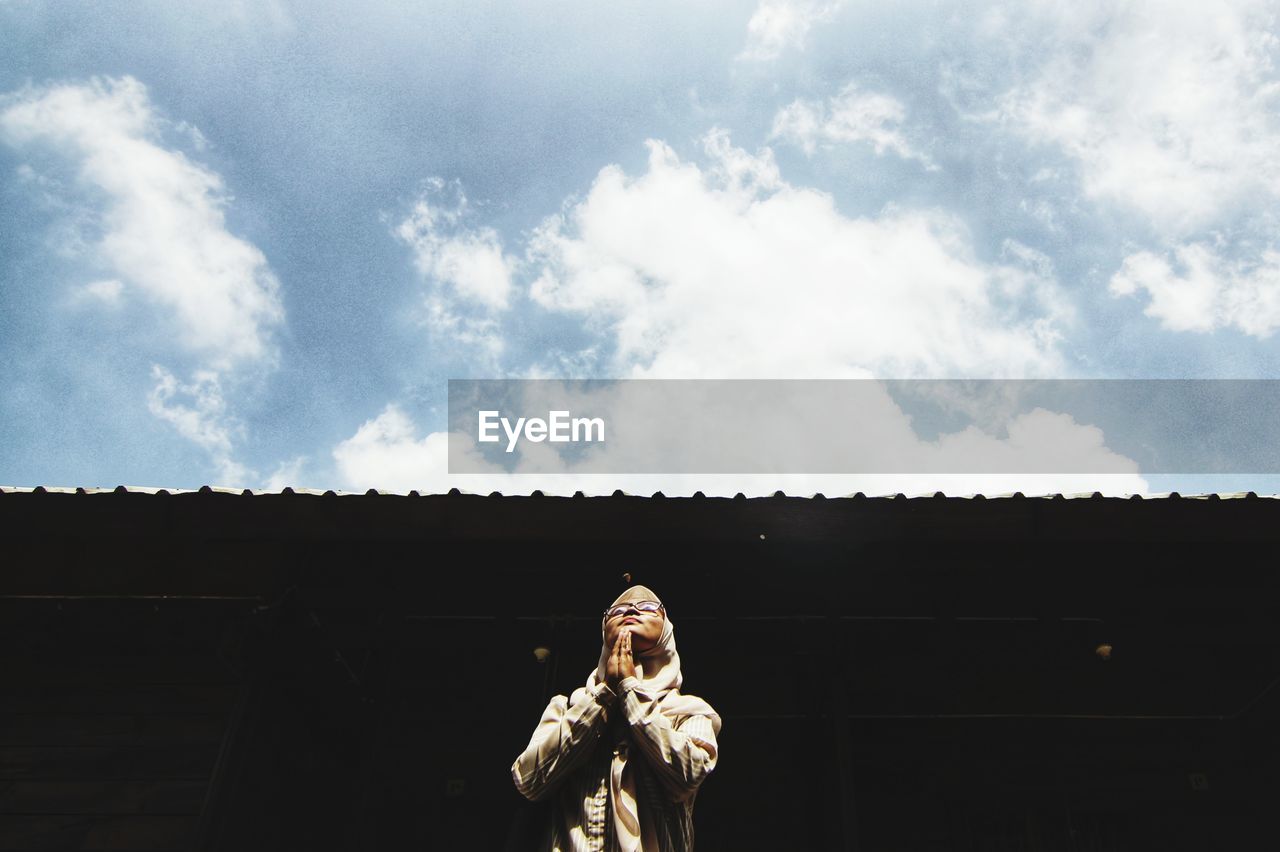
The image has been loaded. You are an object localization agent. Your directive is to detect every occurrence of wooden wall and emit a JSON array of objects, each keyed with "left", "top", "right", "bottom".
[
  {"left": 2, "top": 489, "right": 1279, "bottom": 849},
  {"left": 0, "top": 599, "right": 244, "bottom": 851}
]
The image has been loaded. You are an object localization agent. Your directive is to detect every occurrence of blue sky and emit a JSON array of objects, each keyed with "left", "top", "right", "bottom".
[{"left": 3, "top": 0, "right": 1280, "bottom": 495}]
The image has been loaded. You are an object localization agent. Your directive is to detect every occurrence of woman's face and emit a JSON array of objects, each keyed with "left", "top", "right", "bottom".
[{"left": 603, "top": 600, "right": 665, "bottom": 653}]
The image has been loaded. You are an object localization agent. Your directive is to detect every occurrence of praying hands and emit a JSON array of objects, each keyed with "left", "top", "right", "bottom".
[{"left": 604, "top": 626, "right": 637, "bottom": 692}]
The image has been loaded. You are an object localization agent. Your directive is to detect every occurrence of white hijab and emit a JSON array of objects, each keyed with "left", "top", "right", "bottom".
[{"left": 584, "top": 586, "right": 720, "bottom": 851}]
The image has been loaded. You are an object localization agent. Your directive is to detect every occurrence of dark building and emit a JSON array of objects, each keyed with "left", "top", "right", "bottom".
[{"left": 2, "top": 487, "right": 1278, "bottom": 850}]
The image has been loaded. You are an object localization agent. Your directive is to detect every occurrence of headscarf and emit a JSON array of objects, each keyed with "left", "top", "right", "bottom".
[{"left": 584, "top": 586, "right": 720, "bottom": 851}]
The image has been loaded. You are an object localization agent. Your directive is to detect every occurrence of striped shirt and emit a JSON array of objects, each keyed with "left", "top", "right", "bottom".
[{"left": 512, "top": 677, "right": 719, "bottom": 852}]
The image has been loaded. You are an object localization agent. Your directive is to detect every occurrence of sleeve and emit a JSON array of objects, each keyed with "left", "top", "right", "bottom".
[
  {"left": 511, "top": 682, "right": 616, "bottom": 802},
  {"left": 618, "top": 677, "right": 719, "bottom": 802}
]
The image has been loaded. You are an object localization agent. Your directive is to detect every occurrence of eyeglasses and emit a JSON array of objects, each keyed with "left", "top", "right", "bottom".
[{"left": 603, "top": 601, "right": 665, "bottom": 619}]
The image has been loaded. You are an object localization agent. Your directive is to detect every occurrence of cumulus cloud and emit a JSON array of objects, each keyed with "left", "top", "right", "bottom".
[
  {"left": 421, "top": 294, "right": 506, "bottom": 364},
  {"left": 344, "top": 130, "right": 1149, "bottom": 496},
  {"left": 996, "top": 1, "right": 1280, "bottom": 235},
  {"left": 147, "top": 365, "right": 251, "bottom": 485},
  {"left": 396, "top": 178, "right": 514, "bottom": 309},
  {"left": 0, "top": 76, "right": 284, "bottom": 366},
  {"left": 333, "top": 405, "right": 470, "bottom": 493},
  {"left": 527, "top": 129, "right": 1067, "bottom": 379},
  {"left": 1110, "top": 244, "right": 1280, "bottom": 337},
  {"left": 979, "top": 1, "right": 1280, "bottom": 337},
  {"left": 0, "top": 76, "right": 284, "bottom": 483},
  {"left": 394, "top": 178, "right": 515, "bottom": 363},
  {"left": 739, "top": 0, "right": 844, "bottom": 61},
  {"left": 771, "top": 83, "right": 936, "bottom": 168}
]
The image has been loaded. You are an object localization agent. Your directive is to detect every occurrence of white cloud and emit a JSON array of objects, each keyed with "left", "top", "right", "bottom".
[
  {"left": 74, "top": 278, "right": 125, "bottom": 305},
  {"left": 996, "top": 1, "right": 1280, "bottom": 235},
  {"left": 342, "top": 131, "right": 1149, "bottom": 497},
  {"left": 1110, "top": 244, "right": 1280, "bottom": 337},
  {"left": 263, "top": 456, "right": 308, "bottom": 492},
  {"left": 771, "top": 83, "right": 936, "bottom": 168},
  {"left": 147, "top": 365, "right": 251, "bottom": 485},
  {"left": 396, "top": 179, "right": 514, "bottom": 311},
  {"left": 0, "top": 76, "right": 284, "bottom": 367},
  {"left": 394, "top": 179, "right": 515, "bottom": 363},
  {"left": 332, "top": 405, "right": 465, "bottom": 493},
  {"left": 527, "top": 129, "right": 1068, "bottom": 379},
  {"left": 421, "top": 294, "right": 505, "bottom": 366},
  {"left": 739, "top": 0, "right": 844, "bottom": 61},
  {"left": 0, "top": 76, "right": 283, "bottom": 483},
  {"left": 974, "top": 2, "right": 1280, "bottom": 338},
  {"left": 933, "top": 407, "right": 1135, "bottom": 476}
]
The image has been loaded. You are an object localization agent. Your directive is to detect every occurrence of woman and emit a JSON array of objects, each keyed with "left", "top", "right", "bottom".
[{"left": 512, "top": 585, "right": 721, "bottom": 851}]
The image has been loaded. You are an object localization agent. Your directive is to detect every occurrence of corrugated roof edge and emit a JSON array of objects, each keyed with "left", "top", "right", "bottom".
[{"left": 1, "top": 486, "right": 1276, "bottom": 500}]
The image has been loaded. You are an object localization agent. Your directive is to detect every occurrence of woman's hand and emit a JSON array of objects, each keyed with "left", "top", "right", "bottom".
[{"left": 605, "top": 629, "right": 637, "bottom": 691}]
